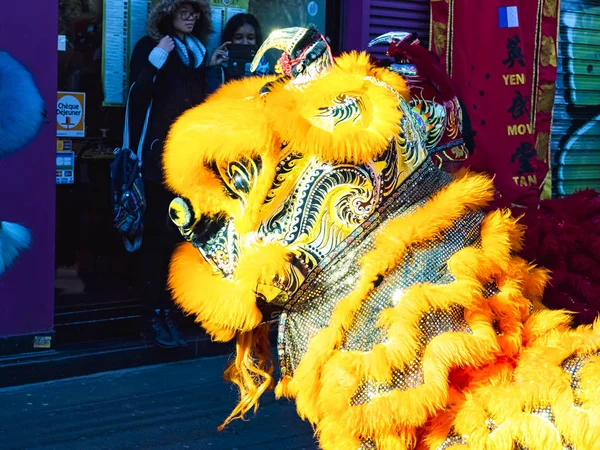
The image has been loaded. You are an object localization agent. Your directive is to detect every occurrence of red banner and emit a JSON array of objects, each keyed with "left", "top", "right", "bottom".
[{"left": 430, "top": 0, "right": 559, "bottom": 206}]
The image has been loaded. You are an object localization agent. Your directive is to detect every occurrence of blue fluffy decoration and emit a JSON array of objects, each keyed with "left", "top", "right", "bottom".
[
  {"left": 0, "top": 52, "right": 42, "bottom": 275},
  {"left": 0, "top": 51, "right": 46, "bottom": 157},
  {"left": 0, "top": 221, "right": 32, "bottom": 275}
]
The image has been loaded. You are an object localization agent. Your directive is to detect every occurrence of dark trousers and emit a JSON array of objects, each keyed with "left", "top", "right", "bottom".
[{"left": 139, "top": 180, "right": 181, "bottom": 313}]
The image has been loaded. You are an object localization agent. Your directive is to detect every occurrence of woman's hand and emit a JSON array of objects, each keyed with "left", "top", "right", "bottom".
[
  {"left": 157, "top": 36, "right": 175, "bottom": 53},
  {"left": 209, "top": 42, "right": 231, "bottom": 66}
]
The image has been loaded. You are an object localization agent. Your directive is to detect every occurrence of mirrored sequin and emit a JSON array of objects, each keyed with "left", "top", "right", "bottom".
[
  {"left": 359, "top": 439, "right": 377, "bottom": 450},
  {"left": 278, "top": 160, "right": 453, "bottom": 375},
  {"left": 561, "top": 350, "right": 600, "bottom": 406},
  {"left": 436, "top": 429, "right": 468, "bottom": 450}
]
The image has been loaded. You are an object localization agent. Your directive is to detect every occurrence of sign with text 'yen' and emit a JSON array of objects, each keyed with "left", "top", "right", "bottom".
[{"left": 57, "top": 91, "right": 86, "bottom": 138}]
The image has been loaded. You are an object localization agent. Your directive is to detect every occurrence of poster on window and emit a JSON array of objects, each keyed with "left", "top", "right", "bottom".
[
  {"left": 57, "top": 92, "right": 86, "bottom": 138},
  {"left": 102, "top": 0, "right": 152, "bottom": 107},
  {"left": 208, "top": 0, "right": 249, "bottom": 54}
]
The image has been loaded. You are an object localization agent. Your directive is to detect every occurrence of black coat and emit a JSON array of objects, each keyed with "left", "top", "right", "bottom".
[{"left": 128, "top": 36, "right": 207, "bottom": 183}]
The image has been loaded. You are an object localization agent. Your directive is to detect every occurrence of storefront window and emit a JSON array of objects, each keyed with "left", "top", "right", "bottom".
[
  {"left": 55, "top": 0, "right": 335, "bottom": 333},
  {"left": 57, "top": 0, "right": 133, "bottom": 318},
  {"left": 250, "top": 0, "right": 326, "bottom": 38}
]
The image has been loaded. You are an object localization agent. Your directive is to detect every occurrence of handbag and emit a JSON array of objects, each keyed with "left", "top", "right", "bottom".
[{"left": 110, "top": 83, "right": 152, "bottom": 252}]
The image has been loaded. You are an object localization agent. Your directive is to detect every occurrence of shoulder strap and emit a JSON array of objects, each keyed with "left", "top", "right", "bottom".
[
  {"left": 122, "top": 81, "right": 153, "bottom": 165},
  {"left": 122, "top": 83, "right": 135, "bottom": 150},
  {"left": 123, "top": 234, "right": 142, "bottom": 252},
  {"left": 137, "top": 100, "right": 152, "bottom": 164}
]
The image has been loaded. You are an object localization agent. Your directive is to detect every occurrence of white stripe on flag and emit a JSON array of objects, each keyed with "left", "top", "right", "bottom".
[{"left": 507, "top": 6, "right": 519, "bottom": 28}]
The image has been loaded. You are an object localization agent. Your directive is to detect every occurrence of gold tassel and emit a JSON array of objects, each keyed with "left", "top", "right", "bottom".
[{"left": 218, "top": 323, "right": 275, "bottom": 431}]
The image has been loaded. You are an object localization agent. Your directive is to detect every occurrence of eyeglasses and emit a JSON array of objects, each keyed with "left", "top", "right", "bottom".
[{"left": 180, "top": 11, "right": 201, "bottom": 21}]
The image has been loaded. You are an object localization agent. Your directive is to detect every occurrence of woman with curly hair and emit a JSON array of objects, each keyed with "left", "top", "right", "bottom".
[{"left": 128, "top": 0, "right": 213, "bottom": 348}]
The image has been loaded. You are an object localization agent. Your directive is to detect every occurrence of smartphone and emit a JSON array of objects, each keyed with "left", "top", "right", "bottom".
[{"left": 225, "top": 44, "right": 258, "bottom": 80}]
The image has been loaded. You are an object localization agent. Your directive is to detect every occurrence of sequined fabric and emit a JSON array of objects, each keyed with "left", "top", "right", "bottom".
[
  {"left": 348, "top": 303, "right": 472, "bottom": 407},
  {"left": 561, "top": 350, "right": 600, "bottom": 406},
  {"left": 531, "top": 405, "right": 556, "bottom": 425},
  {"left": 436, "top": 429, "right": 468, "bottom": 450},
  {"left": 342, "top": 207, "right": 482, "bottom": 354},
  {"left": 359, "top": 439, "right": 377, "bottom": 450},
  {"left": 513, "top": 406, "right": 577, "bottom": 450},
  {"left": 350, "top": 360, "right": 424, "bottom": 406},
  {"left": 436, "top": 407, "right": 577, "bottom": 450},
  {"left": 278, "top": 159, "right": 454, "bottom": 377}
]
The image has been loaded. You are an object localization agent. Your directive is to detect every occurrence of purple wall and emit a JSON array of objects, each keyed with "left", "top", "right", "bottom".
[
  {"left": 0, "top": 0, "right": 57, "bottom": 337},
  {"left": 342, "top": 0, "right": 431, "bottom": 53},
  {"left": 342, "top": 0, "right": 369, "bottom": 51}
]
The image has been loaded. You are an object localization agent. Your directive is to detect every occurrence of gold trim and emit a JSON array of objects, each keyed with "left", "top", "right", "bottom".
[
  {"left": 428, "top": 0, "right": 434, "bottom": 52},
  {"left": 447, "top": 0, "right": 455, "bottom": 76},
  {"left": 535, "top": 132, "right": 550, "bottom": 163},
  {"left": 540, "top": 169, "right": 552, "bottom": 199},
  {"left": 543, "top": 0, "right": 558, "bottom": 18},
  {"left": 530, "top": 0, "right": 544, "bottom": 129},
  {"left": 537, "top": 84, "right": 556, "bottom": 112},
  {"left": 432, "top": 21, "right": 448, "bottom": 61},
  {"left": 541, "top": 36, "right": 558, "bottom": 67}
]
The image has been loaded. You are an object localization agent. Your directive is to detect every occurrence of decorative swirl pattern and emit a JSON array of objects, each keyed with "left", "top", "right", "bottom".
[
  {"left": 313, "top": 94, "right": 366, "bottom": 131},
  {"left": 304, "top": 213, "right": 349, "bottom": 263},
  {"left": 257, "top": 93, "right": 427, "bottom": 278},
  {"left": 259, "top": 157, "right": 385, "bottom": 274},
  {"left": 281, "top": 164, "right": 379, "bottom": 245},
  {"left": 178, "top": 73, "right": 429, "bottom": 300},
  {"left": 410, "top": 88, "right": 448, "bottom": 150},
  {"left": 445, "top": 97, "right": 462, "bottom": 140},
  {"left": 196, "top": 219, "right": 240, "bottom": 278},
  {"left": 265, "top": 152, "right": 304, "bottom": 205},
  {"left": 379, "top": 145, "right": 401, "bottom": 198},
  {"left": 335, "top": 184, "right": 377, "bottom": 225},
  {"left": 397, "top": 100, "right": 428, "bottom": 166}
]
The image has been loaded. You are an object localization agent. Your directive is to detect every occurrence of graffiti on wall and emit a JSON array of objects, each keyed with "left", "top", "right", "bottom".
[{"left": 552, "top": 0, "right": 600, "bottom": 196}]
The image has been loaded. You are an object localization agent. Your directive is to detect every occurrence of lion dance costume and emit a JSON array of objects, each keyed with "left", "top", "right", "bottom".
[{"left": 163, "top": 27, "right": 600, "bottom": 449}]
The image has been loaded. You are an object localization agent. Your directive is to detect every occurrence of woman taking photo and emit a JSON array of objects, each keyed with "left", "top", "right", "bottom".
[
  {"left": 206, "top": 13, "right": 264, "bottom": 92},
  {"left": 128, "top": 0, "right": 212, "bottom": 348}
]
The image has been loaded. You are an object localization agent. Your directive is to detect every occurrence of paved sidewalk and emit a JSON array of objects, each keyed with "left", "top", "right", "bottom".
[{"left": 0, "top": 355, "right": 317, "bottom": 450}]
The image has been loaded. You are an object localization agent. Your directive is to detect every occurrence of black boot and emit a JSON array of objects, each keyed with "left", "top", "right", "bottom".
[
  {"left": 141, "top": 311, "right": 178, "bottom": 348},
  {"left": 163, "top": 309, "right": 187, "bottom": 347}
]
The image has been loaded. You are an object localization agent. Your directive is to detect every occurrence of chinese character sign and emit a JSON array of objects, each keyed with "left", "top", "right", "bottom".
[{"left": 430, "top": 0, "right": 560, "bottom": 206}]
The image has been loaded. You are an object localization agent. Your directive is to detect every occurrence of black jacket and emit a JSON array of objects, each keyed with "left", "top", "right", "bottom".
[{"left": 128, "top": 36, "right": 207, "bottom": 183}]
